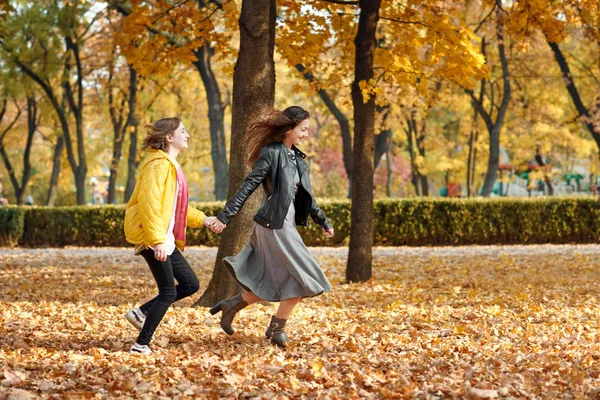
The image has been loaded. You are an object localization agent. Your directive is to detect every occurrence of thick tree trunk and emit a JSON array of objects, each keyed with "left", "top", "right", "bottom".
[
  {"left": 47, "top": 135, "right": 64, "bottom": 206},
  {"left": 346, "top": 0, "right": 380, "bottom": 284},
  {"left": 195, "top": 0, "right": 276, "bottom": 307},
  {"left": 193, "top": 43, "right": 229, "bottom": 200},
  {"left": 124, "top": 67, "right": 139, "bottom": 203}
]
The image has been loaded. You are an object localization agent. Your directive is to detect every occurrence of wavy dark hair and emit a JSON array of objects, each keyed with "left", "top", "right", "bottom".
[
  {"left": 141, "top": 117, "right": 181, "bottom": 152},
  {"left": 246, "top": 106, "right": 310, "bottom": 166}
]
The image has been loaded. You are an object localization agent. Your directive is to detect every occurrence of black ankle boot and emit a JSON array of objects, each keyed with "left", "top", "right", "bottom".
[
  {"left": 209, "top": 294, "right": 248, "bottom": 335},
  {"left": 266, "top": 316, "right": 289, "bottom": 348}
]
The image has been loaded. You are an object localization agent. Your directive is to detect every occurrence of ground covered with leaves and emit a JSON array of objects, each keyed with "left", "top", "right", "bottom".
[{"left": 1, "top": 245, "right": 600, "bottom": 399}]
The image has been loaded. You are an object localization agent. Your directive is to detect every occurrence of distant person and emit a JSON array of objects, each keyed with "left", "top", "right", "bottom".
[
  {"left": 24, "top": 195, "right": 34, "bottom": 206},
  {"left": 123, "top": 117, "right": 218, "bottom": 355}
]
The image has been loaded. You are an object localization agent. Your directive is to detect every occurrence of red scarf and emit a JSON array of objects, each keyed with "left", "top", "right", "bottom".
[{"left": 173, "top": 166, "right": 189, "bottom": 250}]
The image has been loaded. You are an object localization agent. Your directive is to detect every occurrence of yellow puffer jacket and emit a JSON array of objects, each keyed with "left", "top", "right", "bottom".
[{"left": 124, "top": 149, "right": 206, "bottom": 250}]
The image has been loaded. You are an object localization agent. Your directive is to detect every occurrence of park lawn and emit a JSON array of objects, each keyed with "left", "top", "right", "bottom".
[{"left": 1, "top": 246, "right": 599, "bottom": 399}]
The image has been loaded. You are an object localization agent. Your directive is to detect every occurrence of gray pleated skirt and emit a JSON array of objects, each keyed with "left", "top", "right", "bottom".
[{"left": 222, "top": 163, "right": 332, "bottom": 302}]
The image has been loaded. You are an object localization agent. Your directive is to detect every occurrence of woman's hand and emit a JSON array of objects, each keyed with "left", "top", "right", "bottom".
[
  {"left": 323, "top": 227, "right": 335, "bottom": 238},
  {"left": 154, "top": 242, "right": 168, "bottom": 262}
]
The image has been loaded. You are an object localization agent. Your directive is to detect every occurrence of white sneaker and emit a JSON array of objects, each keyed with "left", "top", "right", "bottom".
[
  {"left": 129, "top": 342, "right": 152, "bottom": 354},
  {"left": 125, "top": 307, "right": 146, "bottom": 331}
]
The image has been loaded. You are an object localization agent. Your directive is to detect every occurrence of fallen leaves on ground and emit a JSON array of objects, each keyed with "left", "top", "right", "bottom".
[{"left": 1, "top": 245, "right": 600, "bottom": 399}]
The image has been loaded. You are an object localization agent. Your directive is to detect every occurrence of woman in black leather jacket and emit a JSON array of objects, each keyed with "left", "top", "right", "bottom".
[{"left": 209, "top": 106, "right": 335, "bottom": 347}]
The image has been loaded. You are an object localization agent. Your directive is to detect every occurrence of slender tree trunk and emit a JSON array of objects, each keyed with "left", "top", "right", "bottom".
[
  {"left": 195, "top": 0, "right": 276, "bottom": 306},
  {"left": 405, "top": 119, "right": 420, "bottom": 195},
  {"left": 385, "top": 143, "right": 392, "bottom": 196},
  {"left": 124, "top": 67, "right": 139, "bottom": 203},
  {"left": 65, "top": 36, "right": 88, "bottom": 204},
  {"left": 0, "top": 98, "right": 23, "bottom": 203},
  {"left": 374, "top": 104, "right": 392, "bottom": 169},
  {"left": 415, "top": 122, "right": 428, "bottom": 196},
  {"left": 295, "top": 63, "right": 353, "bottom": 185},
  {"left": 107, "top": 63, "right": 124, "bottom": 205},
  {"left": 47, "top": 135, "right": 65, "bottom": 206},
  {"left": 346, "top": 0, "right": 380, "bottom": 284},
  {"left": 469, "top": 14, "right": 511, "bottom": 197},
  {"left": 193, "top": 43, "right": 229, "bottom": 200},
  {"left": 548, "top": 41, "right": 600, "bottom": 152}
]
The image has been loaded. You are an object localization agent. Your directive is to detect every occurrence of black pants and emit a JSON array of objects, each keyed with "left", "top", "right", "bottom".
[{"left": 137, "top": 248, "right": 199, "bottom": 345}]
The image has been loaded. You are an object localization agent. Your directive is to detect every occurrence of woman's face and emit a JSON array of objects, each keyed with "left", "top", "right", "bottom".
[
  {"left": 168, "top": 122, "right": 190, "bottom": 151},
  {"left": 287, "top": 118, "right": 310, "bottom": 147}
]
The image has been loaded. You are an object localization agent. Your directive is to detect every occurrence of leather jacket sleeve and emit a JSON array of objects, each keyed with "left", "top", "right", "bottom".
[
  {"left": 310, "top": 197, "right": 332, "bottom": 230},
  {"left": 217, "top": 148, "right": 272, "bottom": 225}
]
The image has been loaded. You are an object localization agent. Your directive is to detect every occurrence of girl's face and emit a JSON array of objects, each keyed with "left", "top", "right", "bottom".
[
  {"left": 286, "top": 118, "right": 310, "bottom": 147},
  {"left": 167, "top": 122, "right": 190, "bottom": 151}
]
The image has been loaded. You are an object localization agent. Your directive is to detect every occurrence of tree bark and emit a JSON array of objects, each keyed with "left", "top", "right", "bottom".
[
  {"left": 107, "top": 56, "right": 126, "bottom": 205},
  {"left": 468, "top": 15, "right": 511, "bottom": 197},
  {"left": 47, "top": 134, "right": 64, "bottom": 206},
  {"left": 124, "top": 66, "right": 139, "bottom": 204},
  {"left": 64, "top": 36, "right": 88, "bottom": 204},
  {"left": 346, "top": 0, "right": 380, "bottom": 284},
  {"left": 195, "top": 0, "right": 276, "bottom": 307},
  {"left": 374, "top": 104, "right": 392, "bottom": 170},
  {"left": 193, "top": 43, "right": 229, "bottom": 200},
  {"left": 0, "top": 98, "right": 23, "bottom": 203},
  {"left": 548, "top": 40, "right": 600, "bottom": 154},
  {"left": 295, "top": 63, "right": 353, "bottom": 184}
]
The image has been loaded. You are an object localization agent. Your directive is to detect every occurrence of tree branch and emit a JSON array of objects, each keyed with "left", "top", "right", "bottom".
[
  {"left": 315, "top": 0, "right": 358, "bottom": 4},
  {"left": 380, "top": 16, "right": 429, "bottom": 28}
]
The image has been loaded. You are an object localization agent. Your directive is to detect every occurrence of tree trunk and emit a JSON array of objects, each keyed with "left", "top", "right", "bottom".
[
  {"left": 0, "top": 98, "right": 24, "bottom": 204},
  {"left": 405, "top": 119, "right": 420, "bottom": 195},
  {"left": 124, "top": 66, "right": 139, "bottom": 203},
  {"left": 374, "top": 105, "right": 392, "bottom": 170},
  {"left": 65, "top": 36, "right": 88, "bottom": 204},
  {"left": 295, "top": 63, "right": 353, "bottom": 186},
  {"left": 385, "top": 142, "right": 392, "bottom": 196},
  {"left": 415, "top": 122, "right": 428, "bottom": 196},
  {"left": 193, "top": 43, "right": 229, "bottom": 200},
  {"left": 470, "top": 16, "right": 511, "bottom": 197},
  {"left": 346, "top": 0, "right": 380, "bottom": 284},
  {"left": 195, "top": 0, "right": 276, "bottom": 307},
  {"left": 548, "top": 41, "right": 600, "bottom": 153},
  {"left": 47, "top": 135, "right": 64, "bottom": 206}
]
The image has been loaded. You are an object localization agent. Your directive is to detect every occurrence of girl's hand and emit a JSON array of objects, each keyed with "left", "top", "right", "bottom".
[
  {"left": 211, "top": 219, "right": 227, "bottom": 234},
  {"left": 154, "top": 243, "right": 168, "bottom": 262},
  {"left": 203, "top": 216, "right": 218, "bottom": 227},
  {"left": 323, "top": 227, "right": 335, "bottom": 238}
]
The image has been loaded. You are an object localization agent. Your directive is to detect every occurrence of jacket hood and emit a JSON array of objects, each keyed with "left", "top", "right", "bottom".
[{"left": 140, "top": 149, "right": 177, "bottom": 171}]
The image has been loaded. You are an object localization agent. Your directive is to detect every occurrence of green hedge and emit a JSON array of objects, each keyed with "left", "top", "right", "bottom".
[
  {"left": 1, "top": 197, "right": 599, "bottom": 248},
  {"left": 0, "top": 206, "right": 26, "bottom": 247}
]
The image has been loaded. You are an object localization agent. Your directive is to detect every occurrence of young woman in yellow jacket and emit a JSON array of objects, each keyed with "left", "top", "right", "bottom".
[{"left": 124, "top": 117, "right": 217, "bottom": 354}]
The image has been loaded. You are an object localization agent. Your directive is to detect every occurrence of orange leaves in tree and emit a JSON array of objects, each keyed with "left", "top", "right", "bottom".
[{"left": 116, "top": 0, "right": 240, "bottom": 77}]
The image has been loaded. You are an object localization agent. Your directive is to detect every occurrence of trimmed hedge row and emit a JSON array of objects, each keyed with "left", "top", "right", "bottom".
[{"left": 1, "top": 197, "right": 599, "bottom": 248}]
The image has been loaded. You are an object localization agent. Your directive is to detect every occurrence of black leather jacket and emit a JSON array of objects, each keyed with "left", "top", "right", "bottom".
[{"left": 217, "top": 142, "right": 332, "bottom": 230}]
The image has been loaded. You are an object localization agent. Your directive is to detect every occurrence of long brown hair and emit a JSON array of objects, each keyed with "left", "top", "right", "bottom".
[
  {"left": 246, "top": 106, "right": 310, "bottom": 165},
  {"left": 141, "top": 117, "right": 181, "bottom": 152}
]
